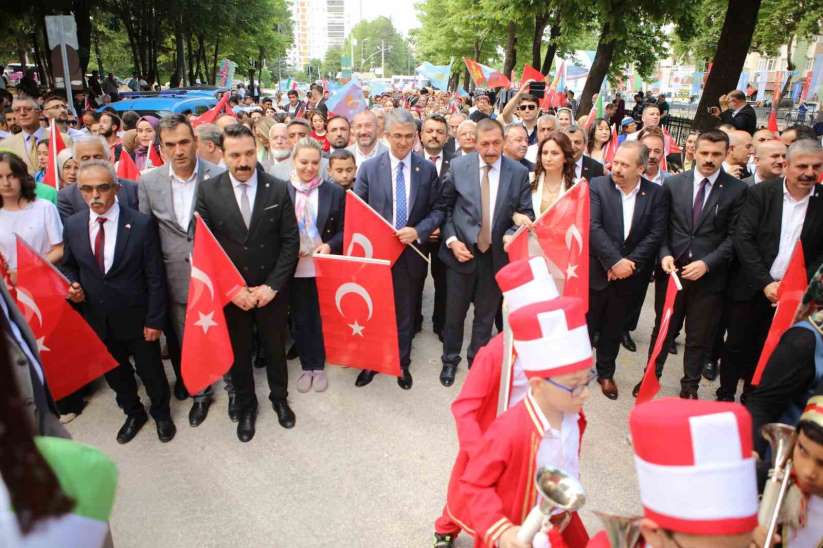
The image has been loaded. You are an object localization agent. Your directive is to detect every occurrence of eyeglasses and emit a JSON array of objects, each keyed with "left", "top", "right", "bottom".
[
  {"left": 79, "top": 183, "right": 115, "bottom": 193},
  {"left": 545, "top": 370, "right": 597, "bottom": 397},
  {"left": 519, "top": 104, "right": 538, "bottom": 111},
  {"left": 68, "top": 120, "right": 78, "bottom": 126}
]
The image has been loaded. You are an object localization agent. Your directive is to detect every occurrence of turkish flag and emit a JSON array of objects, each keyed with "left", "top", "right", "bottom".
[
  {"left": 14, "top": 237, "right": 117, "bottom": 400},
  {"left": 148, "top": 144, "right": 164, "bottom": 167},
  {"left": 180, "top": 214, "right": 246, "bottom": 395},
  {"left": 520, "top": 64, "right": 544, "bottom": 88},
  {"left": 636, "top": 272, "right": 682, "bottom": 405},
  {"left": 192, "top": 92, "right": 231, "bottom": 127},
  {"left": 343, "top": 191, "right": 404, "bottom": 266},
  {"left": 315, "top": 254, "right": 401, "bottom": 377},
  {"left": 116, "top": 150, "right": 140, "bottom": 181},
  {"left": 767, "top": 109, "right": 779, "bottom": 133},
  {"left": 752, "top": 241, "right": 806, "bottom": 385},
  {"left": 507, "top": 180, "right": 590, "bottom": 311},
  {"left": 603, "top": 124, "right": 619, "bottom": 167},
  {"left": 43, "top": 121, "right": 66, "bottom": 189}
]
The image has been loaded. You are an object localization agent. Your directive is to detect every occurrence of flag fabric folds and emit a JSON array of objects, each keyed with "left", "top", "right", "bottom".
[
  {"left": 326, "top": 79, "right": 369, "bottom": 119},
  {"left": 463, "top": 58, "right": 511, "bottom": 89},
  {"left": 342, "top": 191, "right": 405, "bottom": 267},
  {"left": 43, "top": 120, "right": 66, "bottom": 189},
  {"left": 116, "top": 149, "right": 140, "bottom": 180},
  {"left": 636, "top": 273, "right": 682, "bottom": 404},
  {"left": 520, "top": 64, "right": 545, "bottom": 88},
  {"left": 417, "top": 62, "right": 451, "bottom": 91}
]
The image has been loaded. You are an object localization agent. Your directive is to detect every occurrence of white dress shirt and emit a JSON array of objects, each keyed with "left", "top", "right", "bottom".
[
  {"left": 354, "top": 144, "right": 380, "bottom": 167},
  {"left": 529, "top": 391, "right": 581, "bottom": 482},
  {"left": 88, "top": 202, "right": 120, "bottom": 274},
  {"left": 388, "top": 150, "right": 412, "bottom": 227},
  {"left": 574, "top": 157, "right": 583, "bottom": 180},
  {"left": 692, "top": 169, "right": 721, "bottom": 208},
  {"left": 525, "top": 143, "right": 538, "bottom": 165},
  {"left": 769, "top": 180, "right": 812, "bottom": 280},
  {"left": 170, "top": 163, "right": 199, "bottom": 230},
  {"left": 230, "top": 170, "right": 258, "bottom": 216},
  {"left": 424, "top": 151, "right": 443, "bottom": 176},
  {"left": 616, "top": 180, "right": 641, "bottom": 240},
  {"left": 645, "top": 168, "right": 666, "bottom": 186}
]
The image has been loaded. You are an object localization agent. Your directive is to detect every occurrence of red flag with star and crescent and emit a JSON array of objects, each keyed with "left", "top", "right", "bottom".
[
  {"left": 314, "top": 254, "right": 401, "bottom": 377},
  {"left": 181, "top": 213, "right": 245, "bottom": 394},
  {"left": 636, "top": 272, "right": 682, "bottom": 405},
  {"left": 343, "top": 191, "right": 405, "bottom": 266},
  {"left": 507, "top": 180, "right": 590, "bottom": 311},
  {"left": 14, "top": 236, "right": 117, "bottom": 400}
]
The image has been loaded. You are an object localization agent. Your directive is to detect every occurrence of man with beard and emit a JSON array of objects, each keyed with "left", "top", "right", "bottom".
[
  {"left": 325, "top": 115, "right": 350, "bottom": 153},
  {"left": 639, "top": 127, "right": 668, "bottom": 186},
  {"left": 98, "top": 111, "right": 123, "bottom": 162},
  {"left": 346, "top": 110, "right": 387, "bottom": 172},
  {"left": 266, "top": 120, "right": 328, "bottom": 180}
]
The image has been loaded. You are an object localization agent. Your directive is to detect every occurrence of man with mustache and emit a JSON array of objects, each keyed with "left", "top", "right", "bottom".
[
  {"left": 637, "top": 130, "right": 748, "bottom": 400},
  {"left": 719, "top": 139, "right": 823, "bottom": 402}
]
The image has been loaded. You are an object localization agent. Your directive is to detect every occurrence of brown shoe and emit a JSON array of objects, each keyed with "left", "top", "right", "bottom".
[{"left": 598, "top": 378, "right": 619, "bottom": 400}]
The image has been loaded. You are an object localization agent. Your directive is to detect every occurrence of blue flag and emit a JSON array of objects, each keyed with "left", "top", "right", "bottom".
[
  {"left": 416, "top": 62, "right": 451, "bottom": 90},
  {"left": 326, "top": 79, "right": 368, "bottom": 119}
]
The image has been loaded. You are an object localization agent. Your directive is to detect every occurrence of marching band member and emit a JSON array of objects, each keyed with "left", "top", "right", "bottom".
[
  {"left": 433, "top": 256, "right": 559, "bottom": 547},
  {"left": 447, "top": 297, "right": 593, "bottom": 548},
  {"left": 588, "top": 398, "right": 759, "bottom": 548}
]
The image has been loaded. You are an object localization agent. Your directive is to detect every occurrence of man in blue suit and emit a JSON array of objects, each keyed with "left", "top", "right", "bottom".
[
  {"left": 437, "top": 118, "right": 534, "bottom": 387},
  {"left": 353, "top": 109, "right": 444, "bottom": 389}
]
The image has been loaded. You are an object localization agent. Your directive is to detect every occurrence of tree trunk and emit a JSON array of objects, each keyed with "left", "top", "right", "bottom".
[
  {"left": 174, "top": 16, "right": 186, "bottom": 86},
  {"left": 540, "top": 21, "right": 561, "bottom": 76},
  {"left": 779, "top": 33, "right": 795, "bottom": 104},
  {"left": 693, "top": 0, "right": 762, "bottom": 130},
  {"left": 502, "top": 22, "right": 517, "bottom": 78},
  {"left": 37, "top": 13, "right": 53, "bottom": 88},
  {"left": 578, "top": 20, "right": 617, "bottom": 115},
  {"left": 211, "top": 37, "right": 220, "bottom": 85},
  {"left": 72, "top": 0, "right": 92, "bottom": 76},
  {"left": 532, "top": 13, "right": 549, "bottom": 69},
  {"left": 187, "top": 32, "right": 196, "bottom": 85},
  {"left": 93, "top": 26, "right": 104, "bottom": 75}
]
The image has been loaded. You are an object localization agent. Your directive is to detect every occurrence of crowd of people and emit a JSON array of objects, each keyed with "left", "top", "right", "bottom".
[{"left": 1, "top": 77, "right": 822, "bottom": 548}]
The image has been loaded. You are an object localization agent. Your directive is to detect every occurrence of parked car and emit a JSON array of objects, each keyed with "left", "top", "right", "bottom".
[{"left": 97, "top": 94, "right": 217, "bottom": 117}]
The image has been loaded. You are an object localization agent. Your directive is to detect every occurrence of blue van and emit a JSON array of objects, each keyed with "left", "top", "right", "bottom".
[{"left": 97, "top": 94, "right": 217, "bottom": 117}]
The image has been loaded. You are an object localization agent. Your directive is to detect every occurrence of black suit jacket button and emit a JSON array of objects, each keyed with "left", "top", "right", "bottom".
[
  {"left": 243, "top": 246, "right": 249, "bottom": 251},
  {"left": 243, "top": 266, "right": 249, "bottom": 271},
  {"left": 17, "top": 358, "right": 27, "bottom": 367},
  {"left": 184, "top": 257, "right": 189, "bottom": 262},
  {"left": 187, "top": 237, "right": 192, "bottom": 242},
  {"left": 260, "top": 244, "right": 265, "bottom": 248}
]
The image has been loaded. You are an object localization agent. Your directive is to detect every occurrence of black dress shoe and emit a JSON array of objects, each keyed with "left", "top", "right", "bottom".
[
  {"left": 188, "top": 399, "right": 212, "bottom": 427},
  {"left": 286, "top": 345, "right": 299, "bottom": 360},
  {"left": 440, "top": 364, "right": 457, "bottom": 387},
  {"left": 702, "top": 360, "right": 718, "bottom": 381},
  {"left": 116, "top": 414, "right": 148, "bottom": 444},
  {"left": 156, "top": 419, "right": 176, "bottom": 442},
  {"left": 272, "top": 400, "right": 295, "bottom": 429},
  {"left": 621, "top": 331, "right": 637, "bottom": 352},
  {"left": 669, "top": 341, "right": 678, "bottom": 355},
  {"left": 397, "top": 369, "right": 413, "bottom": 390},
  {"left": 173, "top": 379, "right": 188, "bottom": 401},
  {"left": 237, "top": 408, "right": 257, "bottom": 442},
  {"left": 433, "top": 532, "right": 455, "bottom": 548},
  {"left": 355, "top": 369, "right": 377, "bottom": 387},
  {"left": 228, "top": 393, "right": 240, "bottom": 423},
  {"left": 679, "top": 388, "right": 698, "bottom": 400}
]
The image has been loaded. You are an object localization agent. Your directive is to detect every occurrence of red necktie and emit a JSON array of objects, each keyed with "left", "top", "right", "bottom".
[
  {"left": 430, "top": 155, "right": 440, "bottom": 176},
  {"left": 94, "top": 217, "right": 107, "bottom": 273}
]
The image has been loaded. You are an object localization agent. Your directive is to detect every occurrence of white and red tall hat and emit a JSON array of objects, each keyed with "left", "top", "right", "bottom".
[
  {"left": 630, "top": 398, "right": 758, "bottom": 536},
  {"left": 507, "top": 297, "right": 592, "bottom": 378},
  {"left": 496, "top": 257, "right": 559, "bottom": 312}
]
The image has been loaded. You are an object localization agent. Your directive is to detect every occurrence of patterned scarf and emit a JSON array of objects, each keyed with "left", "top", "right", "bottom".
[{"left": 290, "top": 174, "right": 323, "bottom": 255}]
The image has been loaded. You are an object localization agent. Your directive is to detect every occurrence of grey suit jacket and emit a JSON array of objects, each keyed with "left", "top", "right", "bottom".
[
  {"left": 264, "top": 158, "right": 329, "bottom": 181},
  {"left": 138, "top": 158, "right": 224, "bottom": 304},
  {"left": 1, "top": 282, "right": 67, "bottom": 437}
]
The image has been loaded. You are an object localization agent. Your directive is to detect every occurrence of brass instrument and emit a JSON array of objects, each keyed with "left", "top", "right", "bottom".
[
  {"left": 758, "top": 423, "right": 796, "bottom": 548},
  {"left": 593, "top": 511, "right": 643, "bottom": 548},
  {"left": 516, "top": 466, "right": 586, "bottom": 543}
]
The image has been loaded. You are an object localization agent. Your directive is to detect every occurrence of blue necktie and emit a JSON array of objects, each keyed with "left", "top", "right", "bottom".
[{"left": 395, "top": 160, "right": 407, "bottom": 228}]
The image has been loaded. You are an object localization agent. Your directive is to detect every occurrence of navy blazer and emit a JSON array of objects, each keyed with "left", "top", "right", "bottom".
[
  {"left": 353, "top": 150, "right": 444, "bottom": 257},
  {"left": 57, "top": 178, "right": 139, "bottom": 222},
  {"left": 285, "top": 179, "right": 346, "bottom": 254},
  {"left": 589, "top": 175, "right": 668, "bottom": 293},
  {"left": 60, "top": 205, "right": 167, "bottom": 341}
]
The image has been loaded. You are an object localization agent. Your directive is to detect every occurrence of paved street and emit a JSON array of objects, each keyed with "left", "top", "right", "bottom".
[{"left": 67, "top": 284, "right": 720, "bottom": 547}]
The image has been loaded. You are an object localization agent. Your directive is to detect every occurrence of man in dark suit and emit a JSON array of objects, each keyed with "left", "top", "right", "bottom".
[
  {"left": 61, "top": 160, "right": 174, "bottom": 444},
  {"left": 57, "top": 135, "right": 138, "bottom": 221},
  {"left": 638, "top": 130, "right": 748, "bottom": 399},
  {"left": 196, "top": 124, "right": 299, "bottom": 442},
  {"left": 416, "top": 114, "right": 453, "bottom": 339},
  {"left": 719, "top": 90, "right": 758, "bottom": 135},
  {"left": 353, "top": 109, "right": 443, "bottom": 389},
  {"left": 588, "top": 142, "right": 668, "bottom": 400},
  {"left": 720, "top": 139, "right": 823, "bottom": 402},
  {"left": 438, "top": 118, "right": 534, "bottom": 386},
  {"left": 564, "top": 126, "right": 605, "bottom": 181}
]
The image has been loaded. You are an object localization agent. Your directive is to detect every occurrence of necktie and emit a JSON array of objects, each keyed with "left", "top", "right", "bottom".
[
  {"left": 395, "top": 161, "right": 407, "bottom": 228},
  {"left": 239, "top": 183, "right": 252, "bottom": 228},
  {"left": 692, "top": 178, "right": 709, "bottom": 228},
  {"left": 430, "top": 155, "right": 440, "bottom": 176},
  {"left": 94, "top": 217, "right": 107, "bottom": 273},
  {"left": 478, "top": 165, "right": 492, "bottom": 253}
]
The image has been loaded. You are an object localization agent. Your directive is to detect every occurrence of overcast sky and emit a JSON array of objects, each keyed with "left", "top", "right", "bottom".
[{"left": 353, "top": 0, "right": 420, "bottom": 35}]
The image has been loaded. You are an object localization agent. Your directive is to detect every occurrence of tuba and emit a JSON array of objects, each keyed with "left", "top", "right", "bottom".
[
  {"left": 758, "top": 423, "right": 796, "bottom": 548},
  {"left": 593, "top": 511, "right": 643, "bottom": 548},
  {"left": 516, "top": 466, "right": 586, "bottom": 543}
]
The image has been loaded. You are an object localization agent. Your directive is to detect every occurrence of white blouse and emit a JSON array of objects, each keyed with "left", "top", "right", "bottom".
[{"left": 0, "top": 199, "right": 63, "bottom": 269}]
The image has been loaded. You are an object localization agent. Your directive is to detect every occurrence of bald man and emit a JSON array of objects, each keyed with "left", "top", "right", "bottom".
[
  {"left": 743, "top": 140, "right": 786, "bottom": 185},
  {"left": 723, "top": 130, "right": 752, "bottom": 179},
  {"left": 215, "top": 114, "right": 237, "bottom": 131}
]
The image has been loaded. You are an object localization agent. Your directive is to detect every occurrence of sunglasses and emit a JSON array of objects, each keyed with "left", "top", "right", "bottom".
[
  {"left": 79, "top": 183, "right": 115, "bottom": 193},
  {"left": 68, "top": 120, "right": 78, "bottom": 126},
  {"left": 519, "top": 104, "right": 538, "bottom": 111}
]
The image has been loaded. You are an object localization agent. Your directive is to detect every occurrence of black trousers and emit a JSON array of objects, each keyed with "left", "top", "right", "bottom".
[
  {"left": 164, "top": 319, "right": 182, "bottom": 382},
  {"left": 104, "top": 336, "right": 170, "bottom": 421},
  {"left": 718, "top": 294, "right": 775, "bottom": 399},
  {"left": 224, "top": 292, "right": 289, "bottom": 412},
  {"left": 393, "top": 251, "right": 425, "bottom": 370},
  {"left": 648, "top": 274, "right": 724, "bottom": 391},
  {"left": 624, "top": 276, "right": 653, "bottom": 333},
  {"left": 442, "top": 250, "right": 501, "bottom": 367},
  {"left": 588, "top": 284, "right": 641, "bottom": 379},
  {"left": 288, "top": 277, "right": 325, "bottom": 371},
  {"left": 413, "top": 241, "right": 448, "bottom": 335}
]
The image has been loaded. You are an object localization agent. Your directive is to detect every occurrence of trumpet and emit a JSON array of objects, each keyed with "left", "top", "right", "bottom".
[
  {"left": 516, "top": 466, "right": 586, "bottom": 543},
  {"left": 758, "top": 423, "right": 796, "bottom": 548},
  {"left": 593, "top": 511, "right": 643, "bottom": 548}
]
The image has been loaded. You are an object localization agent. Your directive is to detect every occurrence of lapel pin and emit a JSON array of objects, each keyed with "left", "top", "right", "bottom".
[
  {"left": 125, "top": 224, "right": 131, "bottom": 229},
  {"left": 415, "top": 166, "right": 420, "bottom": 172},
  {"left": 265, "top": 183, "right": 270, "bottom": 188},
  {"left": 641, "top": 192, "right": 646, "bottom": 196}
]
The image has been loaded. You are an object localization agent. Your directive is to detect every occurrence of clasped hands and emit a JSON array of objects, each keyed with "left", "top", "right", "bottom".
[
  {"left": 231, "top": 285, "right": 277, "bottom": 311},
  {"left": 608, "top": 258, "right": 636, "bottom": 281}
]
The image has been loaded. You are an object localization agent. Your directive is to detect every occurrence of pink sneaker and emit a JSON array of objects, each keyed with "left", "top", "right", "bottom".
[
  {"left": 296, "top": 372, "right": 313, "bottom": 393},
  {"left": 312, "top": 370, "right": 328, "bottom": 392}
]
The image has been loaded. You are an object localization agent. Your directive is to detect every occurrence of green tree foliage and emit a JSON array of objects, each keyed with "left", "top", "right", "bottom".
[{"left": 341, "top": 17, "right": 415, "bottom": 76}]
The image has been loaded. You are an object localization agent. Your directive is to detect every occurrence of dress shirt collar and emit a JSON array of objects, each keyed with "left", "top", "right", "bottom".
[
  {"left": 89, "top": 201, "right": 120, "bottom": 225},
  {"left": 389, "top": 149, "right": 412, "bottom": 170},
  {"left": 614, "top": 179, "right": 641, "bottom": 198},
  {"left": 782, "top": 178, "right": 813, "bottom": 203},
  {"left": 229, "top": 169, "right": 258, "bottom": 190},
  {"left": 479, "top": 154, "right": 502, "bottom": 172},
  {"left": 693, "top": 167, "right": 721, "bottom": 187},
  {"left": 170, "top": 161, "right": 198, "bottom": 184}
]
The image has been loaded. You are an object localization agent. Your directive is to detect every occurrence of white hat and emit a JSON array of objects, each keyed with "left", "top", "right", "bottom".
[{"left": 495, "top": 257, "right": 559, "bottom": 312}]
